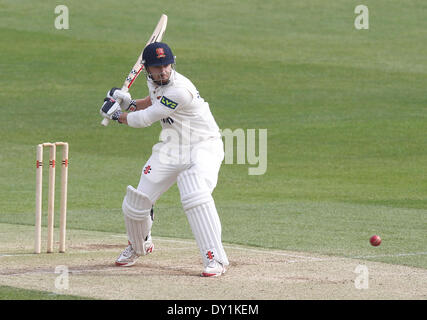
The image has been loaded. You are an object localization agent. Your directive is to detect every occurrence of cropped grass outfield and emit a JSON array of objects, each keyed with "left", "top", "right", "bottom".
[{"left": 0, "top": 0, "right": 426, "bottom": 298}]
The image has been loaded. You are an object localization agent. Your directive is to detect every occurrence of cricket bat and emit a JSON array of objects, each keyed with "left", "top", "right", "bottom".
[{"left": 101, "top": 14, "right": 168, "bottom": 126}]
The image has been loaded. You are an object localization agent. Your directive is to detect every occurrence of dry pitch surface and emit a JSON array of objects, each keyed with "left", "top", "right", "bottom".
[{"left": 0, "top": 223, "right": 426, "bottom": 300}]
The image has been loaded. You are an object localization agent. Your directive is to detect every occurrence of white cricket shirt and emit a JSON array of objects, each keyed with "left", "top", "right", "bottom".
[{"left": 127, "top": 71, "right": 221, "bottom": 145}]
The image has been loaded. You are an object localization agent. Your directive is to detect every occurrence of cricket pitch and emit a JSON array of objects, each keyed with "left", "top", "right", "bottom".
[{"left": 0, "top": 223, "right": 426, "bottom": 300}]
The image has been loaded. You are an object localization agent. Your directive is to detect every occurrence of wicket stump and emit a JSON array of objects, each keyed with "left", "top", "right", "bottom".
[{"left": 35, "top": 142, "right": 69, "bottom": 254}]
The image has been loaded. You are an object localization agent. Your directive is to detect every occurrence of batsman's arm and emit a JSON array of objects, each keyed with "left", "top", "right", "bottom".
[
  {"left": 117, "top": 112, "right": 129, "bottom": 125},
  {"left": 118, "top": 88, "right": 192, "bottom": 127},
  {"left": 134, "top": 96, "right": 152, "bottom": 110},
  {"left": 117, "top": 104, "right": 167, "bottom": 126},
  {"left": 119, "top": 101, "right": 176, "bottom": 127},
  {"left": 115, "top": 96, "right": 152, "bottom": 125}
]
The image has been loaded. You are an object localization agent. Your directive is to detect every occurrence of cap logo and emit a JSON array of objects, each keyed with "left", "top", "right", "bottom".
[{"left": 156, "top": 48, "right": 166, "bottom": 59}]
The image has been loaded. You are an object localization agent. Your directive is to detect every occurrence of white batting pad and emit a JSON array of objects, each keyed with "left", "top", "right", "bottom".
[
  {"left": 122, "top": 185, "right": 152, "bottom": 220},
  {"left": 122, "top": 185, "right": 153, "bottom": 255},
  {"left": 177, "top": 171, "right": 229, "bottom": 267},
  {"left": 178, "top": 170, "right": 212, "bottom": 211}
]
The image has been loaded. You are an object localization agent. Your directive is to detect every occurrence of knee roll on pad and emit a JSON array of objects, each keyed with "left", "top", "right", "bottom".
[
  {"left": 177, "top": 171, "right": 213, "bottom": 210},
  {"left": 122, "top": 185, "right": 152, "bottom": 220}
]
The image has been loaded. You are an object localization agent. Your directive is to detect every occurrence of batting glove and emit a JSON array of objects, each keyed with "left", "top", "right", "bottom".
[
  {"left": 100, "top": 98, "right": 122, "bottom": 121},
  {"left": 107, "top": 88, "right": 135, "bottom": 111}
]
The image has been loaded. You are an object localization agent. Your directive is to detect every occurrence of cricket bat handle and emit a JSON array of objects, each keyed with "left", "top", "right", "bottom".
[
  {"left": 101, "top": 118, "right": 110, "bottom": 126},
  {"left": 100, "top": 97, "right": 123, "bottom": 126}
]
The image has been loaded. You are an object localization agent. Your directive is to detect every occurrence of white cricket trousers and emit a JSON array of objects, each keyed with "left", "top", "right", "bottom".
[{"left": 136, "top": 138, "right": 229, "bottom": 267}]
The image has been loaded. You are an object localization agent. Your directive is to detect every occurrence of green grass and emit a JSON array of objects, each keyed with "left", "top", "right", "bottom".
[
  {"left": 0, "top": 0, "right": 426, "bottom": 286},
  {"left": 0, "top": 285, "right": 92, "bottom": 300}
]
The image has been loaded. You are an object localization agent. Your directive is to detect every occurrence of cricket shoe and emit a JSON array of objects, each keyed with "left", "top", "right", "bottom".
[
  {"left": 115, "top": 239, "right": 154, "bottom": 267},
  {"left": 201, "top": 260, "right": 226, "bottom": 277}
]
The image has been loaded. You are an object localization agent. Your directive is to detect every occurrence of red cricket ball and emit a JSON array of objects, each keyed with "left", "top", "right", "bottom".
[{"left": 370, "top": 235, "right": 381, "bottom": 246}]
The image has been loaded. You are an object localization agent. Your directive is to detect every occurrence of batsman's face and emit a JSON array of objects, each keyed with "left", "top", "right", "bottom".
[{"left": 148, "top": 64, "right": 172, "bottom": 84}]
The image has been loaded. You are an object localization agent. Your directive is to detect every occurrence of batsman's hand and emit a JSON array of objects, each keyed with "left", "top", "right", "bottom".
[
  {"left": 100, "top": 97, "right": 122, "bottom": 121},
  {"left": 107, "top": 88, "right": 136, "bottom": 111}
]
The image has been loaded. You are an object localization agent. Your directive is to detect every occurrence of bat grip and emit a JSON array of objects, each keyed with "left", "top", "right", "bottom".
[
  {"left": 101, "top": 118, "right": 110, "bottom": 126},
  {"left": 100, "top": 97, "right": 123, "bottom": 127}
]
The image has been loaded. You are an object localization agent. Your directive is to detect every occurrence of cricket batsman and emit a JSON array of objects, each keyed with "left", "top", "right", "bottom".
[{"left": 100, "top": 42, "right": 229, "bottom": 277}]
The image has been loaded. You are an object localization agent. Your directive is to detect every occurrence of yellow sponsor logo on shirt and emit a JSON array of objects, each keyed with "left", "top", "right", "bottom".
[{"left": 160, "top": 96, "right": 178, "bottom": 109}]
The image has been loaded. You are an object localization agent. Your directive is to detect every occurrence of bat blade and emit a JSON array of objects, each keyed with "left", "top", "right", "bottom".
[
  {"left": 146, "top": 14, "right": 168, "bottom": 47},
  {"left": 101, "top": 14, "right": 168, "bottom": 126}
]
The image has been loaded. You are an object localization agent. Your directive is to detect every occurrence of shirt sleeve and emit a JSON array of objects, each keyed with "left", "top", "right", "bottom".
[{"left": 127, "top": 87, "right": 193, "bottom": 128}]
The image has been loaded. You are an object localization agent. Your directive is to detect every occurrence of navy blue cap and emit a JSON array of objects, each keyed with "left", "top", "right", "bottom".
[{"left": 142, "top": 42, "right": 175, "bottom": 67}]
